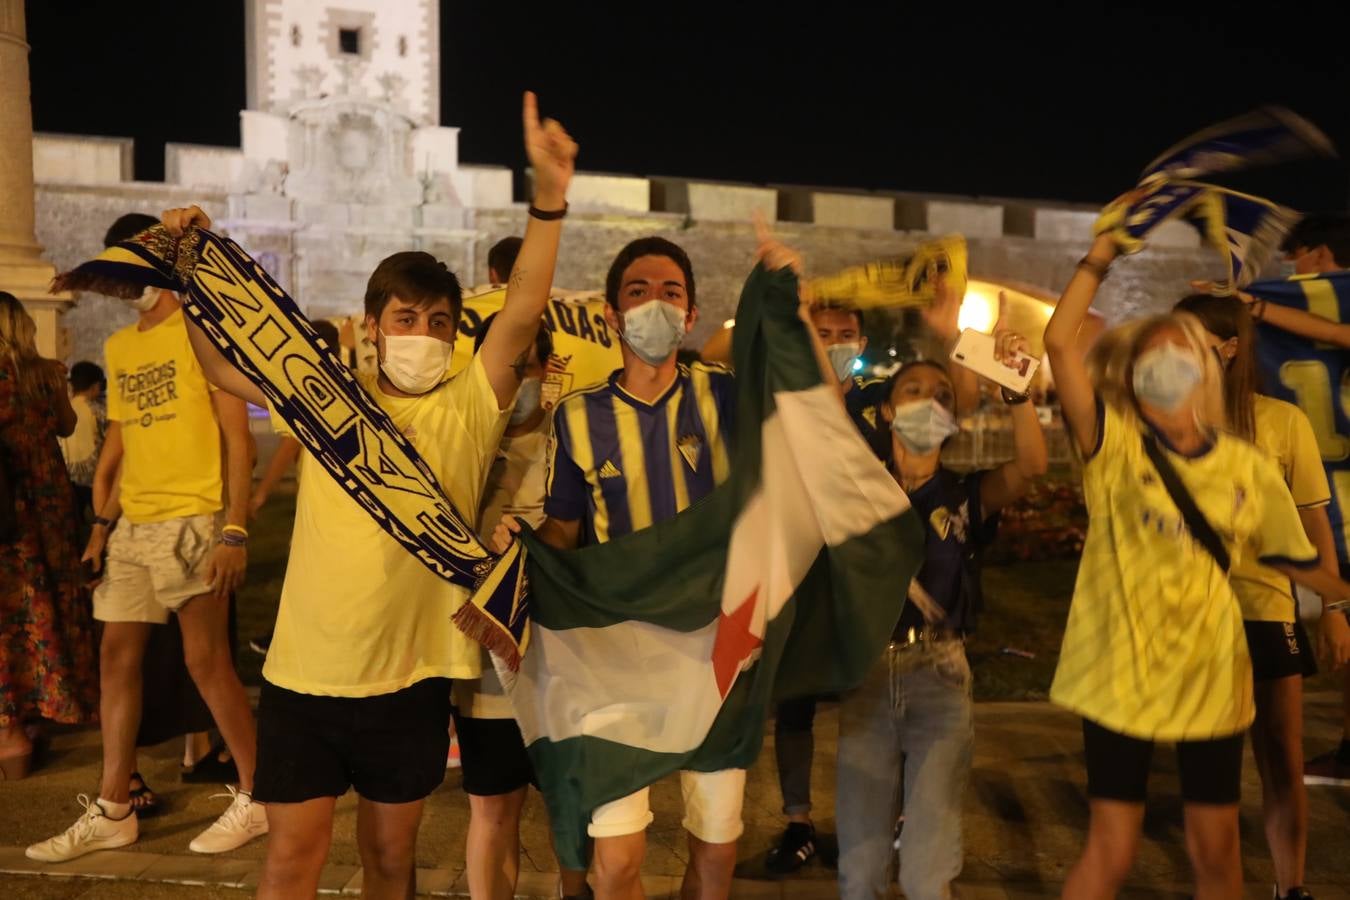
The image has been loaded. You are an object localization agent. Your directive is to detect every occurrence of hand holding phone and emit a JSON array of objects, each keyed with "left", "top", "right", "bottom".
[{"left": 949, "top": 328, "right": 1040, "bottom": 395}]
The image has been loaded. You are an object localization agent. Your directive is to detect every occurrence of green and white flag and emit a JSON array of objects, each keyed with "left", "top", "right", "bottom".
[{"left": 475, "top": 265, "right": 924, "bottom": 867}]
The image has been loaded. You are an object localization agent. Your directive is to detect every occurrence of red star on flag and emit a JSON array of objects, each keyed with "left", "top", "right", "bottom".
[{"left": 711, "top": 587, "right": 764, "bottom": 699}]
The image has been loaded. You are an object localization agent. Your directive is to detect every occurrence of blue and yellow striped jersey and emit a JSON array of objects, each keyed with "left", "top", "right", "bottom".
[{"left": 545, "top": 362, "right": 736, "bottom": 545}]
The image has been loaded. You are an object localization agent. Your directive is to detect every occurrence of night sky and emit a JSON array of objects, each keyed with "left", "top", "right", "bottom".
[{"left": 25, "top": 2, "right": 1350, "bottom": 212}]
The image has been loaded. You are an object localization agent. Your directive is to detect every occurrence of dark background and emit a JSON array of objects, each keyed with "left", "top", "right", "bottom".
[{"left": 26, "top": 2, "right": 1350, "bottom": 210}]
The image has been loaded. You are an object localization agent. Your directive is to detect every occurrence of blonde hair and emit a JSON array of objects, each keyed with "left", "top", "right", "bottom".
[
  {"left": 0, "top": 292, "right": 44, "bottom": 400},
  {"left": 1085, "top": 311, "right": 1228, "bottom": 434}
]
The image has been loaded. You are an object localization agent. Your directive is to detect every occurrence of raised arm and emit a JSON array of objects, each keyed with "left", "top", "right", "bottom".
[
  {"left": 752, "top": 215, "right": 844, "bottom": 404},
  {"left": 920, "top": 271, "right": 980, "bottom": 416},
  {"left": 1045, "top": 233, "right": 1117, "bottom": 455},
  {"left": 477, "top": 92, "right": 577, "bottom": 409},
  {"left": 979, "top": 328, "right": 1049, "bottom": 515},
  {"left": 159, "top": 204, "right": 271, "bottom": 408},
  {"left": 1250, "top": 297, "right": 1350, "bottom": 348}
]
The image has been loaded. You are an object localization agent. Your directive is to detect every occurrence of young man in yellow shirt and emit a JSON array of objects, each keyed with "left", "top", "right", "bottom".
[
  {"left": 169, "top": 93, "right": 577, "bottom": 900},
  {"left": 27, "top": 214, "right": 261, "bottom": 863}
]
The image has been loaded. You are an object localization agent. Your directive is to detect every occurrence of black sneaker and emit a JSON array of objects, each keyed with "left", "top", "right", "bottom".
[
  {"left": 248, "top": 631, "right": 273, "bottom": 657},
  {"left": 1278, "top": 888, "right": 1314, "bottom": 900},
  {"left": 766, "top": 822, "right": 816, "bottom": 875}
]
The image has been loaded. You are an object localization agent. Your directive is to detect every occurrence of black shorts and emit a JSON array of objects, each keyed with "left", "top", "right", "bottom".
[
  {"left": 253, "top": 677, "right": 451, "bottom": 805},
  {"left": 1082, "top": 718, "right": 1243, "bottom": 805},
  {"left": 1245, "top": 619, "right": 1318, "bottom": 681},
  {"left": 451, "top": 706, "right": 537, "bottom": 796}
]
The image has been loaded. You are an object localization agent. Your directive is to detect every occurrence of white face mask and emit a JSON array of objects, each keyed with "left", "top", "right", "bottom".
[
  {"left": 1132, "top": 343, "right": 1202, "bottom": 412},
  {"left": 379, "top": 329, "right": 453, "bottom": 395},
  {"left": 827, "top": 342, "right": 862, "bottom": 383},
  {"left": 509, "top": 377, "right": 542, "bottom": 426},
  {"left": 620, "top": 300, "right": 687, "bottom": 365},
  {"left": 889, "top": 397, "right": 959, "bottom": 455},
  {"left": 127, "top": 286, "right": 160, "bottom": 312}
]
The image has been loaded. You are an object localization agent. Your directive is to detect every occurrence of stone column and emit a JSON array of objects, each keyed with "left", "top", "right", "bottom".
[{"left": 0, "top": 0, "right": 71, "bottom": 357}]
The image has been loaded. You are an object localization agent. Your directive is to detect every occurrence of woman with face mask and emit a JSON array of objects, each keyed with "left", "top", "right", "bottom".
[
  {"left": 1046, "top": 231, "right": 1350, "bottom": 900},
  {"left": 836, "top": 334, "right": 1047, "bottom": 900}
]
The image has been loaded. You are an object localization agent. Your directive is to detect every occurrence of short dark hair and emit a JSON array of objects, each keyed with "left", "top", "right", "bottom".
[
  {"left": 69, "top": 361, "right": 105, "bottom": 393},
  {"left": 604, "top": 237, "right": 696, "bottom": 310},
  {"left": 103, "top": 213, "right": 159, "bottom": 248},
  {"left": 364, "top": 251, "right": 463, "bottom": 324},
  {"left": 487, "top": 237, "right": 524, "bottom": 283},
  {"left": 312, "top": 319, "right": 340, "bottom": 348},
  {"left": 1282, "top": 213, "right": 1350, "bottom": 266},
  {"left": 472, "top": 311, "right": 554, "bottom": 364},
  {"left": 813, "top": 302, "right": 864, "bottom": 331}
]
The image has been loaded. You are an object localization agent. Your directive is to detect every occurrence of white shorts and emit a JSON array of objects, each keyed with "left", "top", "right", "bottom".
[
  {"left": 588, "top": 768, "right": 745, "bottom": 844},
  {"left": 93, "top": 513, "right": 218, "bottom": 624}
]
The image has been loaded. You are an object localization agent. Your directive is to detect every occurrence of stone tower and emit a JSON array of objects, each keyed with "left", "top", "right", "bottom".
[
  {"left": 245, "top": 0, "right": 439, "bottom": 126},
  {"left": 229, "top": 0, "right": 509, "bottom": 319}
]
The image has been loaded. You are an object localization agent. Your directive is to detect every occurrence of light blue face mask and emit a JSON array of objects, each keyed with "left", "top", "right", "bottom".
[
  {"left": 889, "top": 398, "right": 959, "bottom": 455},
  {"left": 827, "top": 342, "right": 862, "bottom": 383},
  {"left": 1132, "top": 343, "right": 1202, "bottom": 412},
  {"left": 509, "top": 377, "right": 541, "bottom": 426},
  {"left": 620, "top": 300, "right": 687, "bottom": 365}
]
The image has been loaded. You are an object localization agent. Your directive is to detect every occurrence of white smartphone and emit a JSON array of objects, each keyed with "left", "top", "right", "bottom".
[{"left": 949, "top": 328, "right": 1041, "bottom": 395}]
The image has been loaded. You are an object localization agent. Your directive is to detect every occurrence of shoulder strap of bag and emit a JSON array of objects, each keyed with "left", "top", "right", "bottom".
[{"left": 1141, "top": 432, "right": 1230, "bottom": 572}]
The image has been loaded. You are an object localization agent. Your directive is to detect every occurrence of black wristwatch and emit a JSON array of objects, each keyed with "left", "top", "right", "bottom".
[
  {"left": 93, "top": 515, "right": 116, "bottom": 529},
  {"left": 1001, "top": 387, "right": 1030, "bottom": 406}
]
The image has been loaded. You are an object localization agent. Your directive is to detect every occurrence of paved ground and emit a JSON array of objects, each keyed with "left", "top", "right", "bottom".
[{"left": 2, "top": 691, "right": 1349, "bottom": 897}]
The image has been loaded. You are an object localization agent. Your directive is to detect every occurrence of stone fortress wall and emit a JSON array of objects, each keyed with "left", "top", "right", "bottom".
[{"left": 34, "top": 130, "right": 1223, "bottom": 369}]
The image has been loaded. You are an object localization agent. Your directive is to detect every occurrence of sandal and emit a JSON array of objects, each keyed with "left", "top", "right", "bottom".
[
  {"left": 181, "top": 740, "right": 238, "bottom": 784},
  {"left": 129, "top": 771, "right": 163, "bottom": 817}
]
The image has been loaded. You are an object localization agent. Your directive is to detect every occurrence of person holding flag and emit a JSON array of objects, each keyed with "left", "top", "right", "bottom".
[{"left": 490, "top": 219, "right": 907, "bottom": 900}]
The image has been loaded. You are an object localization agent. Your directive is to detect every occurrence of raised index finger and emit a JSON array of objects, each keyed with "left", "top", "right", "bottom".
[{"left": 522, "top": 91, "right": 540, "bottom": 135}]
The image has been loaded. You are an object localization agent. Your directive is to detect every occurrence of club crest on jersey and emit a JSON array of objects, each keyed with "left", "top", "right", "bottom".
[{"left": 678, "top": 434, "right": 703, "bottom": 471}]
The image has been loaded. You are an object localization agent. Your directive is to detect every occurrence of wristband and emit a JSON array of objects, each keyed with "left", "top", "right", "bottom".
[
  {"left": 1076, "top": 256, "right": 1111, "bottom": 281},
  {"left": 93, "top": 516, "right": 115, "bottom": 529},
  {"left": 1001, "top": 387, "right": 1030, "bottom": 406},
  {"left": 527, "top": 203, "right": 568, "bottom": 221}
]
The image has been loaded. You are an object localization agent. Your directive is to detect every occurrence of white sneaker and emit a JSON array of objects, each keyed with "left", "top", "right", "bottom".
[
  {"left": 26, "top": 794, "right": 138, "bottom": 862},
  {"left": 188, "top": 786, "right": 268, "bottom": 854}
]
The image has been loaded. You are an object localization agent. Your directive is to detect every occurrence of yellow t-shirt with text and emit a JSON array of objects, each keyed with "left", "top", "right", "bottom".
[
  {"left": 263, "top": 356, "right": 509, "bottom": 697},
  {"left": 1050, "top": 403, "right": 1317, "bottom": 741},
  {"left": 1231, "top": 396, "right": 1330, "bottom": 622},
  {"left": 104, "top": 309, "right": 222, "bottom": 524}
]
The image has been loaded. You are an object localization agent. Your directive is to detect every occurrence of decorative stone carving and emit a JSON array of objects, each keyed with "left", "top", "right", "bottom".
[{"left": 282, "top": 98, "right": 422, "bottom": 206}]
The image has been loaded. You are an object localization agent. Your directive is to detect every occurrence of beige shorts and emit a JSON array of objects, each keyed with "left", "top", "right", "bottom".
[
  {"left": 93, "top": 514, "right": 218, "bottom": 624},
  {"left": 588, "top": 768, "right": 745, "bottom": 844}
]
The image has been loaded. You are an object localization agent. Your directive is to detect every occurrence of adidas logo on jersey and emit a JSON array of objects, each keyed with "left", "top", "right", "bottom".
[{"left": 598, "top": 460, "right": 623, "bottom": 479}]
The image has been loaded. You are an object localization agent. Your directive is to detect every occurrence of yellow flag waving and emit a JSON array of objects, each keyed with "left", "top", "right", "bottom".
[
  {"left": 451, "top": 286, "right": 623, "bottom": 409},
  {"left": 807, "top": 235, "right": 967, "bottom": 310}
]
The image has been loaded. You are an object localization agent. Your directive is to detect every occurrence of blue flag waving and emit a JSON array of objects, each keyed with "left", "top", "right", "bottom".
[{"left": 1095, "top": 107, "right": 1335, "bottom": 290}]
